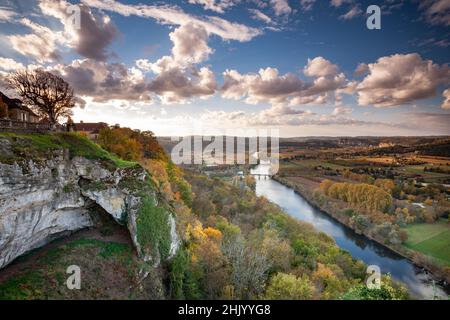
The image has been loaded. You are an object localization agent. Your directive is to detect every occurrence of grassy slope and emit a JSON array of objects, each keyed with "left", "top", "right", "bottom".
[
  {"left": 0, "top": 132, "right": 137, "bottom": 168},
  {"left": 403, "top": 220, "right": 450, "bottom": 266}
]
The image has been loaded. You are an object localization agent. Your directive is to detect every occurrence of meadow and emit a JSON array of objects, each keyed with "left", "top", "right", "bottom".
[{"left": 403, "top": 220, "right": 450, "bottom": 266}]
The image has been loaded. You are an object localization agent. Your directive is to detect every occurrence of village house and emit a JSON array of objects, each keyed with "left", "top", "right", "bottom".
[
  {"left": 0, "top": 91, "right": 39, "bottom": 123},
  {"left": 73, "top": 121, "right": 108, "bottom": 140}
]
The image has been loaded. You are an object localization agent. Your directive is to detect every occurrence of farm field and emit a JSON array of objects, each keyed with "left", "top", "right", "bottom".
[{"left": 403, "top": 220, "right": 450, "bottom": 266}]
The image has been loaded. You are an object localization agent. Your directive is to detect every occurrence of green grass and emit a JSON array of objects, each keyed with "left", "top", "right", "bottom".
[
  {"left": 0, "top": 239, "right": 134, "bottom": 300},
  {"left": 403, "top": 220, "right": 450, "bottom": 266},
  {"left": 0, "top": 271, "right": 45, "bottom": 300},
  {"left": 280, "top": 159, "right": 347, "bottom": 177},
  {"left": 398, "top": 165, "right": 450, "bottom": 183},
  {"left": 0, "top": 132, "right": 137, "bottom": 168},
  {"left": 136, "top": 196, "right": 172, "bottom": 261}
]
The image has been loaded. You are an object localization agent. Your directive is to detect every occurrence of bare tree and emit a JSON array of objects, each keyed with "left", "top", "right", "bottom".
[{"left": 8, "top": 69, "right": 75, "bottom": 124}]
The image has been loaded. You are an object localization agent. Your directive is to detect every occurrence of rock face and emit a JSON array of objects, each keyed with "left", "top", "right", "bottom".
[{"left": 0, "top": 147, "right": 179, "bottom": 270}]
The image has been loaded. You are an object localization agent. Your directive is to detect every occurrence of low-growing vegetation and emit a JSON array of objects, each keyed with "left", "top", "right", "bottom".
[{"left": 0, "top": 132, "right": 137, "bottom": 168}]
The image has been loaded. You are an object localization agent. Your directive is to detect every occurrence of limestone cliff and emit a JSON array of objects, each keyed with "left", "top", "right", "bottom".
[{"left": 0, "top": 133, "right": 180, "bottom": 269}]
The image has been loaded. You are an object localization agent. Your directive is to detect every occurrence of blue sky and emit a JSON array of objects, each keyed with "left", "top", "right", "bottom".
[{"left": 0, "top": 0, "right": 449, "bottom": 136}]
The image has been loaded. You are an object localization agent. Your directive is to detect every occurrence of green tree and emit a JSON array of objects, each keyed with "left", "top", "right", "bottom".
[
  {"left": 265, "top": 273, "right": 313, "bottom": 300},
  {"left": 343, "top": 276, "right": 409, "bottom": 300}
]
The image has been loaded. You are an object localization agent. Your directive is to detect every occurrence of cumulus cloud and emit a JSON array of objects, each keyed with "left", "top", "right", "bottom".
[
  {"left": 221, "top": 57, "right": 348, "bottom": 107},
  {"left": 38, "top": 0, "right": 118, "bottom": 61},
  {"left": 353, "top": 63, "right": 369, "bottom": 76},
  {"left": 64, "top": 23, "right": 218, "bottom": 104},
  {"left": 289, "top": 95, "right": 327, "bottom": 106},
  {"left": 270, "top": 0, "right": 291, "bottom": 16},
  {"left": 8, "top": 18, "right": 66, "bottom": 62},
  {"left": 5, "top": 0, "right": 117, "bottom": 62},
  {"left": 357, "top": 53, "right": 450, "bottom": 107},
  {"left": 263, "top": 105, "right": 312, "bottom": 116},
  {"left": 304, "top": 56, "right": 339, "bottom": 77},
  {"left": 82, "top": 0, "right": 261, "bottom": 42},
  {"left": 133, "top": 23, "right": 217, "bottom": 103},
  {"left": 147, "top": 66, "right": 216, "bottom": 104},
  {"left": 52, "top": 59, "right": 151, "bottom": 102},
  {"left": 0, "top": 57, "right": 25, "bottom": 71},
  {"left": 170, "top": 23, "right": 213, "bottom": 65},
  {"left": 419, "top": 0, "right": 450, "bottom": 27},
  {"left": 188, "top": 0, "right": 238, "bottom": 13},
  {"left": 442, "top": 89, "right": 450, "bottom": 109}
]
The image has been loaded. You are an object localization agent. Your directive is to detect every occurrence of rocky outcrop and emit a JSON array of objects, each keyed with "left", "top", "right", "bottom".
[{"left": 0, "top": 145, "right": 179, "bottom": 269}]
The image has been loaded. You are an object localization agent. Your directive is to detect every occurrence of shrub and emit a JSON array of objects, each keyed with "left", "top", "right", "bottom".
[{"left": 136, "top": 197, "right": 172, "bottom": 261}]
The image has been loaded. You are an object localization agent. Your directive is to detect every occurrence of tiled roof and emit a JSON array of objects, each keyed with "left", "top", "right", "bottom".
[{"left": 0, "top": 91, "right": 39, "bottom": 117}]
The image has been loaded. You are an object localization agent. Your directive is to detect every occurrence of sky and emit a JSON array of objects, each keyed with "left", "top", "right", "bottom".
[{"left": 0, "top": 0, "right": 449, "bottom": 137}]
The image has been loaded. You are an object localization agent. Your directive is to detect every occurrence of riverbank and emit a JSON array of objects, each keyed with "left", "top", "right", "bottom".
[{"left": 272, "top": 175, "right": 450, "bottom": 287}]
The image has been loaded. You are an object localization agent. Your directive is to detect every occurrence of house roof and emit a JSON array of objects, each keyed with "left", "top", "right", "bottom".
[
  {"left": 74, "top": 122, "right": 108, "bottom": 133},
  {"left": 0, "top": 91, "right": 39, "bottom": 117}
]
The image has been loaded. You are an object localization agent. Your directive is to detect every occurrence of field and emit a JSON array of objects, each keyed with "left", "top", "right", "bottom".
[{"left": 403, "top": 221, "right": 450, "bottom": 266}]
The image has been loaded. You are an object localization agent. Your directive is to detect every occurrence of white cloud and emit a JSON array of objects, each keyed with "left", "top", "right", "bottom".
[
  {"left": 82, "top": 0, "right": 261, "bottom": 42},
  {"left": 304, "top": 56, "right": 339, "bottom": 77},
  {"left": 332, "top": 106, "right": 353, "bottom": 115},
  {"left": 353, "top": 63, "right": 369, "bottom": 76},
  {"left": 221, "top": 58, "right": 348, "bottom": 107},
  {"left": 170, "top": 23, "right": 213, "bottom": 65},
  {"left": 5, "top": 0, "right": 117, "bottom": 62},
  {"left": 0, "top": 6, "right": 17, "bottom": 21},
  {"left": 8, "top": 18, "right": 66, "bottom": 62},
  {"left": 270, "top": 0, "right": 291, "bottom": 16},
  {"left": 0, "top": 57, "right": 25, "bottom": 71},
  {"left": 52, "top": 58, "right": 152, "bottom": 102},
  {"left": 188, "top": 0, "right": 238, "bottom": 13},
  {"left": 442, "top": 89, "right": 450, "bottom": 109},
  {"left": 248, "top": 8, "right": 275, "bottom": 25},
  {"left": 133, "top": 23, "right": 217, "bottom": 104},
  {"left": 357, "top": 53, "right": 450, "bottom": 107},
  {"left": 39, "top": 0, "right": 118, "bottom": 61}
]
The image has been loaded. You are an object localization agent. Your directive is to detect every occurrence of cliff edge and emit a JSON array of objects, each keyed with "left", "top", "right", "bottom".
[{"left": 0, "top": 133, "right": 180, "bottom": 270}]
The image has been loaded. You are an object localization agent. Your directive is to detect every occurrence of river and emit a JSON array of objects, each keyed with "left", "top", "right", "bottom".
[{"left": 253, "top": 172, "right": 449, "bottom": 299}]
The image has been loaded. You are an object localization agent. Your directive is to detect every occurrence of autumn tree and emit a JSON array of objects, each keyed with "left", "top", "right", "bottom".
[
  {"left": 98, "top": 127, "right": 143, "bottom": 161},
  {"left": 264, "top": 273, "right": 313, "bottom": 300},
  {"left": 322, "top": 181, "right": 393, "bottom": 213},
  {"left": 8, "top": 69, "right": 75, "bottom": 124},
  {"left": 374, "top": 179, "right": 396, "bottom": 194}
]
